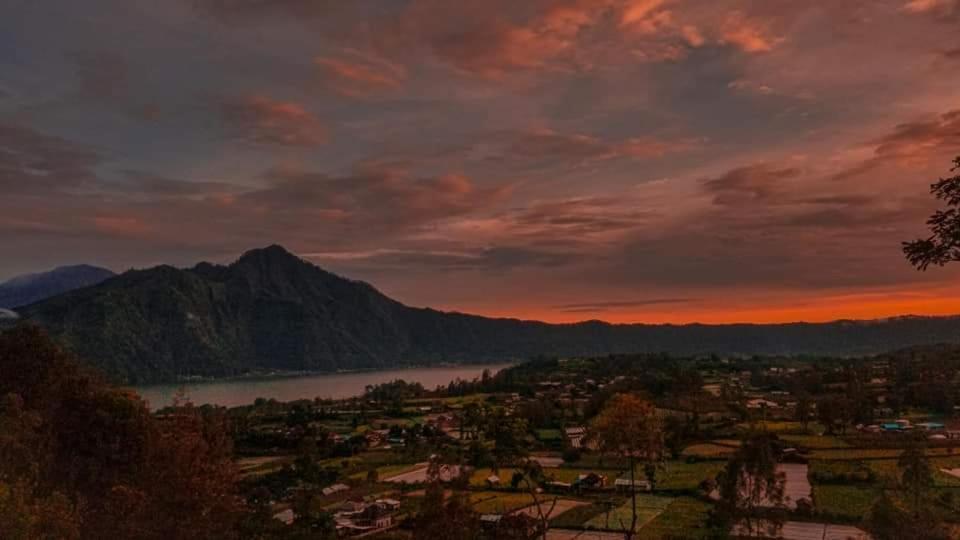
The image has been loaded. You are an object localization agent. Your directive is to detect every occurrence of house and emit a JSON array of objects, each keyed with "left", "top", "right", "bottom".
[
  {"left": 376, "top": 498, "right": 401, "bottom": 512},
  {"left": 273, "top": 509, "right": 294, "bottom": 525},
  {"left": 564, "top": 426, "right": 587, "bottom": 449},
  {"left": 322, "top": 483, "right": 350, "bottom": 496}
]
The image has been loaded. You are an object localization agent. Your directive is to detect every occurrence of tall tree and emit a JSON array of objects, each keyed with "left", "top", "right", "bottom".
[
  {"left": 588, "top": 394, "right": 664, "bottom": 540},
  {"left": 899, "top": 444, "right": 933, "bottom": 516},
  {"left": 716, "top": 432, "right": 786, "bottom": 538},
  {"left": 0, "top": 325, "right": 243, "bottom": 540},
  {"left": 904, "top": 156, "right": 960, "bottom": 269}
]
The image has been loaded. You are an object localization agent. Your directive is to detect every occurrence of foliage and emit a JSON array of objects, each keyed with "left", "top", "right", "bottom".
[
  {"left": 715, "top": 432, "right": 786, "bottom": 537},
  {"left": 904, "top": 156, "right": 960, "bottom": 270},
  {"left": 0, "top": 325, "right": 243, "bottom": 539}
]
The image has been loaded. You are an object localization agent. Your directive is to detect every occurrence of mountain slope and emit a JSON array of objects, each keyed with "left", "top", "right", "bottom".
[
  {"left": 18, "top": 245, "right": 960, "bottom": 384},
  {"left": 0, "top": 264, "right": 116, "bottom": 309}
]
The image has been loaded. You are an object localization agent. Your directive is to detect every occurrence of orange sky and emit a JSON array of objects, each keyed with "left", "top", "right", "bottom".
[{"left": 3, "top": 1, "right": 960, "bottom": 325}]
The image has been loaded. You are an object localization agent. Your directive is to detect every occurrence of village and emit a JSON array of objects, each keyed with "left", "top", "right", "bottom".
[{"left": 224, "top": 349, "right": 960, "bottom": 539}]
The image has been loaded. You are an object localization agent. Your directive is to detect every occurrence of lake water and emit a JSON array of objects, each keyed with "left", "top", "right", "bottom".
[{"left": 132, "top": 364, "right": 511, "bottom": 409}]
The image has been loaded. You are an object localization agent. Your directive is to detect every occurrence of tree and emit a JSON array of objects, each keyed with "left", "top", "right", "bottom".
[
  {"left": 716, "top": 432, "right": 786, "bottom": 538},
  {"left": 904, "top": 156, "right": 960, "bottom": 269},
  {"left": 899, "top": 444, "right": 934, "bottom": 516},
  {"left": 588, "top": 394, "right": 664, "bottom": 540},
  {"left": 794, "top": 393, "right": 812, "bottom": 432},
  {"left": 0, "top": 325, "right": 243, "bottom": 539},
  {"left": 867, "top": 492, "right": 950, "bottom": 540}
]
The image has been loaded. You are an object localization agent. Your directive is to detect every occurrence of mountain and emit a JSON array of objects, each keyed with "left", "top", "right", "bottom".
[
  {"left": 0, "top": 264, "right": 116, "bottom": 309},
  {"left": 16, "top": 245, "right": 960, "bottom": 384}
]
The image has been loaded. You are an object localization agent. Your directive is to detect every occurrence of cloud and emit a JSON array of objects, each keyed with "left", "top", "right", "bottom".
[
  {"left": 252, "top": 165, "right": 511, "bottom": 231},
  {"left": 554, "top": 297, "right": 694, "bottom": 312},
  {"left": 0, "top": 122, "right": 102, "bottom": 194},
  {"left": 190, "top": 0, "right": 339, "bottom": 20},
  {"left": 69, "top": 50, "right": 129, "bottom": 102},
  {"left": 702, "top": 164, "right": 801, "bottom": 206},
  {"left": 902, "top": 0, "right": 959, "bottom": 18},
  {"left": 218, "top": 95, "right": 327, "bottom": 147},
  {"left": 719, "top": 11, "right": 778, "bottom": 53},
  {"left": 315, "top": 50, "right": 407, "bottom": 97},
  {"left": 869, "top": 110, "right": 960, "bottom": 165},
  {"left": 93, "top": 216, "right": 150, "bottom": 237},
  {"left": 506, "top": 128, "right": 700, "bottom": 163}
]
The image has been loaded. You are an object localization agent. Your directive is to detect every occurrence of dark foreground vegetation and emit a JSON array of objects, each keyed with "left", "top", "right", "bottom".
[{"left": 5, "top": 324, "right": 960, "bottom": 539}]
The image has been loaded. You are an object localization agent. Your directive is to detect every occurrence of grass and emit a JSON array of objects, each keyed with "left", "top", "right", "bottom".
[
  {"left": 350, "top": 463, "right": 424, "bottom": 481},
  {"left": 780, "top": 434, "right": 850, "bottom": 449},
  {"left": 810, "top": 447, "right": 960, "bottom": 460},
  {"left": 585, "top": 494, "right": 674, "bottom": 532},
  {"left": 469, "top": 492, "right": 537, "bottom": 514},
  {"left": 735, "top": 421, "right": 825, "bottom": 435},
  {"left": 812, "top": 484, "right": 880, "bottom": 521},
  {"left": 549, "top": 502, "right": 614, "bottom": 528},
  {"left": 468, "top": 467, "right": 521, "bottom": 487},
  {"left": 535, "top": 428, "right": 563, "bottom": 441},
  {"left": 655, "top": 461, "right": 726, "bottom": 491},
  {"left": 681, "top": 443, "right": 736, "bottom": 458},
  {"left": 638, "top": 497, "right": 714, "bottom": 539}
]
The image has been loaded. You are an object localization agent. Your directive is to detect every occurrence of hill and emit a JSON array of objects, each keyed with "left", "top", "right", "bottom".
[
  {"left": 0, "top": 264, "right": 115, "bottom": 309},
  {"left": 17, "top": 245, "right": 960, "bottom": 384}
]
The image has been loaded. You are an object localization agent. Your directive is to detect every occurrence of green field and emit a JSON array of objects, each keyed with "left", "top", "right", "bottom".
[
  {"left": 655, "top": 461, "right": 726, "bottom": 491},
  {"left": 535, "top": 428, "right": 563, "bottom": 441},
  {"left": 812, "top": 484, "right": 880, "bottom": 520},
  {"left": 638, "top": 498, "right": 714, "bottom": 539},
  {"left": 469, "top": 491, "right": 537, "bottom": 514},
  {"left": 681, "top": 443, "right": 736, "bottom": 458},
  {"left": 585, "top": 494, "right": 674, "bottom": 532},
  {"left": 780, "top": 434, "right": 851, "bottom": 449}
]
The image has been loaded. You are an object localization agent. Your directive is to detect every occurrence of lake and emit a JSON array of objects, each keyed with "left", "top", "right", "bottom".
[{"left": 132, "top": 364, "right": 512, "bottom": 409}]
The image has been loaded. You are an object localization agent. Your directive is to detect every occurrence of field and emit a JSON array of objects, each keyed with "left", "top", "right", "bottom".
[
  {"left": 536, "top": 429, "right": 563, "bottom": 441},
  {"left": 681, "top": 443, "right": 736, "bottom": 458},
  {"left": 779, "top": 434, "right": 851, "bottom": 449},
  {"left": 655, "top": 461, "right": 726, "bottom": 491},
  {"left": 638, "top": 497, "right": 714, "bottom": 539},
  {"left": 812, "top": 485, "right": 880, "bottom": 520},
  {"left": 514, "top": 498, "right": 588, "bottom": 520},
  {"left": 585, "top": 494, "right": 674, "bottom": 532},
  {"left": 469, "top": 492, "right": 538, "bottom": 514}
]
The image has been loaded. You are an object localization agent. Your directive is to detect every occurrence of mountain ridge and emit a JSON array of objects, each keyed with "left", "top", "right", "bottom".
[
  {"left": 17, "top": 245, "right": 960, "bottom": 384},
  {"left": 0, "top": 264, "right": 116, "bottom": 309}
]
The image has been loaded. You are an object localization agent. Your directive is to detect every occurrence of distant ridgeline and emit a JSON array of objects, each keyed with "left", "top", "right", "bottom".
[
  {"left": 15, "top": 245, "right": 960, "bottom": 385},
  {"left": 0, "top": 264, "right": 115, "bottom": 309}
]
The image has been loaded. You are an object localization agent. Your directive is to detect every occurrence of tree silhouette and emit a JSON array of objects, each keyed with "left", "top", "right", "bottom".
[
  {"left": 588, "top": 394, "right": 664, "bottom": 540},
  {"left": 716, "top": 432, "right": 785, "bottom": 538},
  {"left": 898, "top": 443, "right": 933, "bottom": 517},
  {"left": 904, "top": 156, "right": 960, "bottom": 269}
]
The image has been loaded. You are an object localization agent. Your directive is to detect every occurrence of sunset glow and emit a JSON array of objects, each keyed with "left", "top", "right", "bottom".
[{"left": 3, "top": 0, "right": 960, "bottom": 323}]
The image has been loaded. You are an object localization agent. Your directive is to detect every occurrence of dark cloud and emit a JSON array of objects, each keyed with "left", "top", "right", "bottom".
[
  {"left": 555, "top": 298, "right": 696, "bottom": 312},
  {"left": 702, "top": 163, "right": 801, "bottom": 206},
  {"left": 831, "top": 110, "right": 960, "bottom": 182},
  {"left": 256, "top": 166, "right": 511, "bottom": 229},
  {"left": 0, "top": 122, "right": 102, "bottom": 194},
  {"left": 69, "top": 50, "right": 129, "bottom": 102},
  {"left": 218, "top": 95, "right": 327, "bottom": 147},
  {"left": 305, "top": 244, "right": 579, "bottom": 274},
  {"left": 507, "top": 129, "right": 701, "bottom": 163},
  {"left": 189, "top": 0, "right": 339, "bottom": 20}
]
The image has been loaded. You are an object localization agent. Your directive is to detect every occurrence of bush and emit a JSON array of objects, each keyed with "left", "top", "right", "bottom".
[{"left": 562, "top": 447, "right": 581, "bottom": 463}]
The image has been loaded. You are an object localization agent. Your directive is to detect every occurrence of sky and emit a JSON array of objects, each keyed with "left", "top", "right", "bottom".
[{"left": 2, "top": 0, "right": 960, "bottom": 324}]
